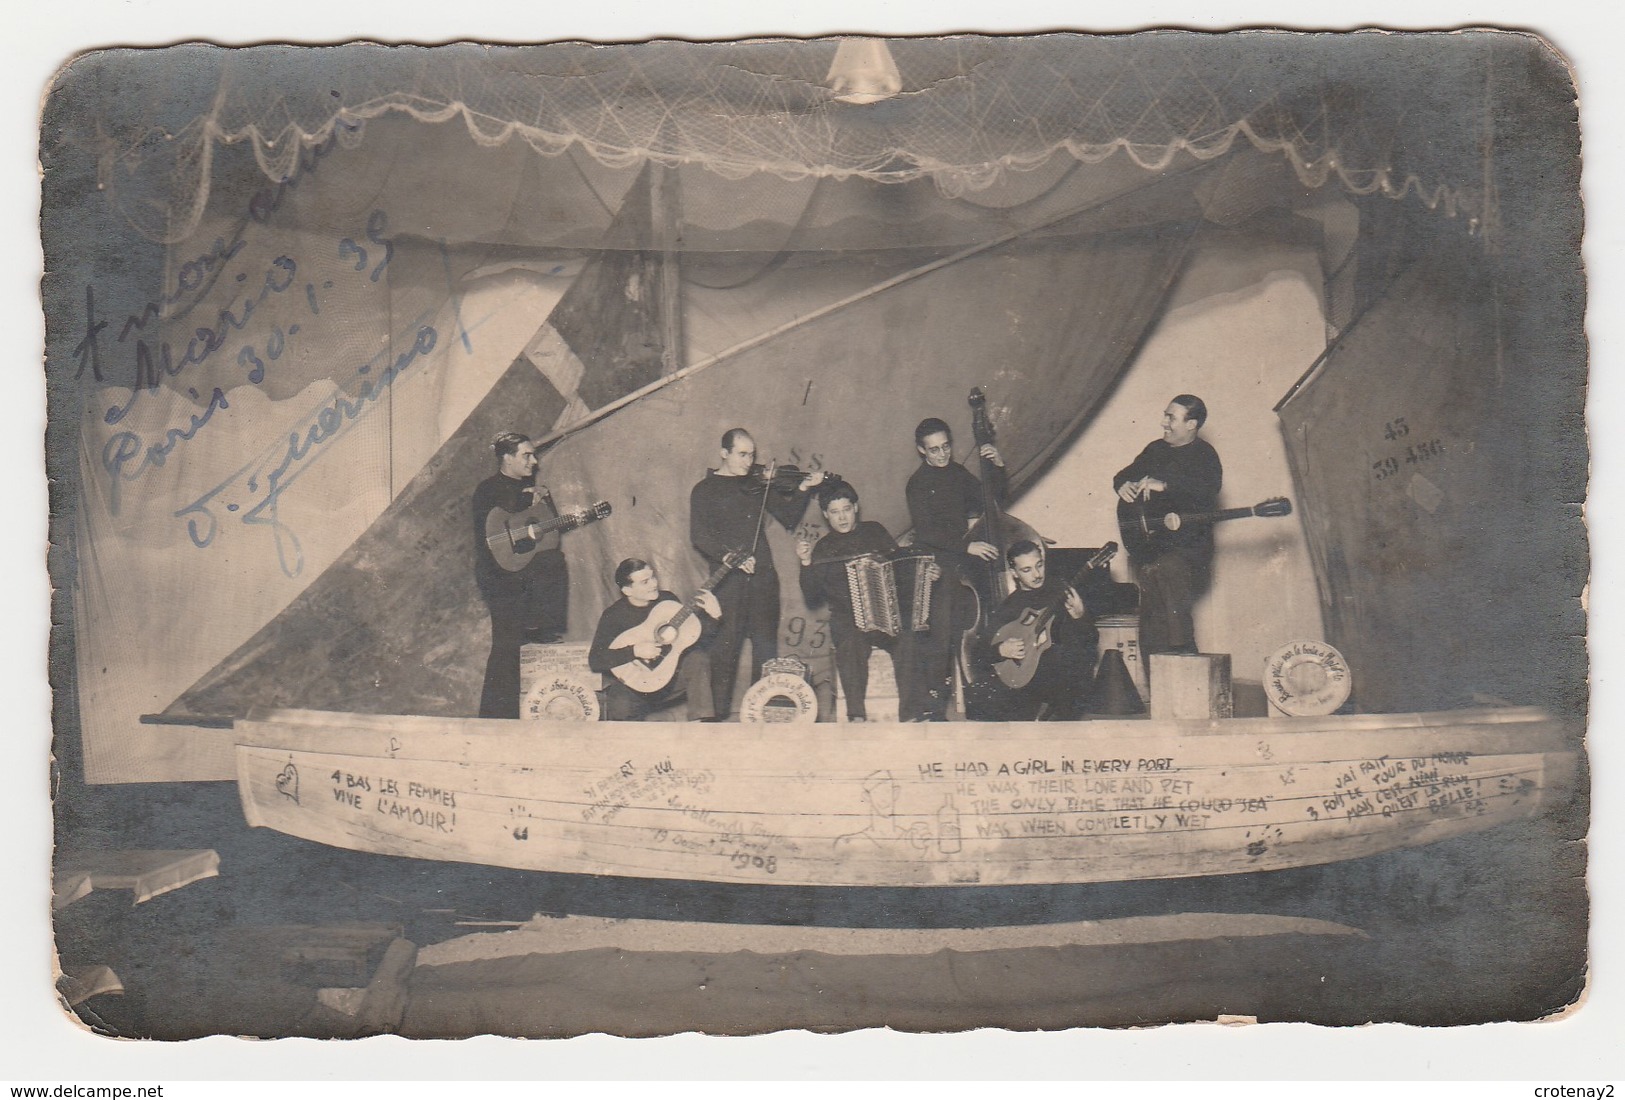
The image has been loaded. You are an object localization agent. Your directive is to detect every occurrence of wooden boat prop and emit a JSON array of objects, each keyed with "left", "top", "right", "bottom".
[{"left": 237, "top": 705, "right": 1578, "bottom": 888}]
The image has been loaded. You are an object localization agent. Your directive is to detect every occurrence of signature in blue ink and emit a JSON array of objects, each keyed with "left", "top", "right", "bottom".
[
  {"left": 173, "top": 324, "right": 439, "bottom": 577},
  {"left": 100, "top": 256, "right": 298, "bottom": 426},
  {"left": 101, "top": 386, "right": 233, "bottom": 517}
]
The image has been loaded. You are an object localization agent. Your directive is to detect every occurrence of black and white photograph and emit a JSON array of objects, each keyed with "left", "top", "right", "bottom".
[{"left": 18, "top": 6, "right": 1609, "bottom": 1068}]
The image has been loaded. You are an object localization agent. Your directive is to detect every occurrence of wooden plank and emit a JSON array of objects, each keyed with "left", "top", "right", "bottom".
[
  {"left": 52, "top": 850, "right": 220, "bottom": 906},
  {"left": 353, "top": 939, "right": 418, "bottom": 1035},
  {"left": 417, "top": 911, "right": 1366, "bottom": 966}
]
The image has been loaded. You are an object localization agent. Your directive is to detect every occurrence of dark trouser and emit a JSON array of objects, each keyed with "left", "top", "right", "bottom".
[
  {"left": 830, "top": 617, "right": 902, "bottom": 720},
  {"left": 478, "top": 551, "right": 568, "bottom": 719},
  {"left": 1136, "top": 550, "right": 1208, "bottom": 657},
  {"left": 709, "top": 568, "right": 780, "bottom": 718},
  {"left": 907, "top": 562, "right": 968, "bottom": 720},
  {"left": 604, "top": 649, "right": 716, "bottom": 721},
  {"left": 983, "top": 639, "right": 1098, "bottom": 721}
]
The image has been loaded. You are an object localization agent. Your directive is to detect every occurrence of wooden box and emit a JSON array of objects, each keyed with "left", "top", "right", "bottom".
[{"left": 1148, "top": 653, "right": 1234, "bottom": 719}]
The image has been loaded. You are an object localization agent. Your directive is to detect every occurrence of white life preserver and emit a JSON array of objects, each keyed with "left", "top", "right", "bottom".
[
  {"left": 739, "top": 672, "right": 819, "bottom": 724},
  {"left": 522, "top": 673, "right": 603, "bottom": 722},
  {"left": 1263, "top": 640, "right": 1352, "bottom": 716}
]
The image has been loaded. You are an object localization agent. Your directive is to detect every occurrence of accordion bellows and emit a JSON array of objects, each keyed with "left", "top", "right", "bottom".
[{"left": 846, "top": 550, "right": 936, "bottom": 635}]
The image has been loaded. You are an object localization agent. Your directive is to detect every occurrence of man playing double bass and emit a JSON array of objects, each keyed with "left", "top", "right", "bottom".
[
  {"left": 905, "top": 417, "right": 1005, "bottom": 721},
  {"left": 1113, "top": 394, "right": 1223, "bottom": 657}
]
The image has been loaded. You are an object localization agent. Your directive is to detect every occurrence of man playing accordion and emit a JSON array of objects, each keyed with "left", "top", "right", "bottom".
[{"left": 796, "top": 480, "right": 936, "bottom": 722}]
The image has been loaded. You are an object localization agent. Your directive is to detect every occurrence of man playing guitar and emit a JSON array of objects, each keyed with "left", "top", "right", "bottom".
[
  {"left": 588, "top": 558, "right": 722, "bottom": 721},
  {"left": 979, "top": 540, "right": 1099, "bottom": 720},
  {"left": 473, "top": 432, "right": 568, "bottom": 718},
  {"left": 1113, "top": 395, "right": 1223, "bottom": 657}
]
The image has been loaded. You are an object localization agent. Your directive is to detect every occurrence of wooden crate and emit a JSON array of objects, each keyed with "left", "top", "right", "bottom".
[{"left": 1148, "top": 653, "right": 1234, "bottom": 719}]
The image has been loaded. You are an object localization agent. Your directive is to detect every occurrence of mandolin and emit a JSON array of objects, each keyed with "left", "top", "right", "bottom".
[
  {"left": 990, "top": 542, "right": 1118, "bottom": 690},
  {"left": 484, "top": 500, "right": 612, "bottom": 572},
  {"left": 610, "top": 551, "right": 745, "bottom": 693}
]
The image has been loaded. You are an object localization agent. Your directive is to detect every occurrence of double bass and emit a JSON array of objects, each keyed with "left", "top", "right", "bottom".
[{"left": 957, "top": 388, "right": 1046, "bottom": 714}]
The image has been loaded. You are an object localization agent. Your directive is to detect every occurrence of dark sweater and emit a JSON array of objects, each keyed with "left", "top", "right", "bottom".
[
  {"left": 985, "top": 576, "right": 1099, "bottom": 655},
  {"left": 473, "top": 470, "right": 556, "bottom": 592},
  {"left": 905, "top": 460, "right": 1005, "bottom": 573},
  {"left": 800, "top": 521, "right": 899, "bottom": 621},
  {"left": 689, "top": 470, "right": 812, "bottom": 576},
  {"left": 1112, "top": 438, "right": 1223, "bottom": 561}
]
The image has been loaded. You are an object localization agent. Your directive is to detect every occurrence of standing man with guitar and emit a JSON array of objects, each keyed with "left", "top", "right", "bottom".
[
  {"left": 588, "top": 558, "right": 721, "bottom": 721},
  {"left": 981, "top": 539, "right": 1101, "bottom": 720},
  {"left": 1113, "top": 395, "right": 1223, "bottom": 658},
  {"left": 690, "top": 428, "right": 826, "bottom": 719},
  {"left": 474, "top": 432, "right": 569, "bottom": 718},
  {"left": 905, "top": 416, "right": 1005, "bottom": 721}
]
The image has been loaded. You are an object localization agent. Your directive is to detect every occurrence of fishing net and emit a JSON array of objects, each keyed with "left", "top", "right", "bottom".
[{"left": 52, "top": 32, "right": 1504, "bottom": 246}]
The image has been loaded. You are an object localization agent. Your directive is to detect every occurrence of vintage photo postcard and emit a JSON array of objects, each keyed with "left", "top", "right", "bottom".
[{"left": 39, "top": 30, "right": 1588, "bottom": 1041}]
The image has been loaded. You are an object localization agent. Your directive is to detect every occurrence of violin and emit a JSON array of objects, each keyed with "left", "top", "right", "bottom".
[{"left": 740, "top": 462, "right": 841, "bottom": 493}]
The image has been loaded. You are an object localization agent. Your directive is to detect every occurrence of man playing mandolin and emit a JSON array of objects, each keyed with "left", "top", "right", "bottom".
[
  {"left": 1113, "top": 395, "right": 1223, "bottom": 657},
  {"left": 981, "top": 540, "right": 1099, "bottom": 720},
  {"left": 588, "top": 558, "right": 721, "bottom": 721},
  {"left": 473, "top": 432, "right": 569, "bottom": 718}
]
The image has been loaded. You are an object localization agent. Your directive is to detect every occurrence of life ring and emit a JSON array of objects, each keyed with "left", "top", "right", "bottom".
[
  {"left": 739, "top": 673, "right": 819, "bottom": 724},
  {"left": 522, "top": 673, "right": 602, "bottom": 722},
  {"left": 1263, "top": 640, "right": 1352, "bottom": 716}
]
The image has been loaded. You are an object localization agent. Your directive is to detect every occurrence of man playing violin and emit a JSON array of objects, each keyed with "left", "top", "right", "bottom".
[
  {"left": 690, "top": 427, "right": 826, "bottom": 718},
  {"left": 904, "top": 417, "right": 1005, "bottom": 720},
  {"left": 588, "top": 558, "right": 721, "bottom": 721},
  {"left": 473, "top": 431, "right": 568, "bottom": 718},
  {"left": 980, "top": 540, "right": 1098, "bottom": 720},
  {"left": 1113, "top": 395, "right": 1223, "bottom": 657}
]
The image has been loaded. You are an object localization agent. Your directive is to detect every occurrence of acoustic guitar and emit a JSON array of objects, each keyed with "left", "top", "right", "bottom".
[
  {"left": 1117, "top": 496, "right": 1292, "bottom": 561},
  {"left": 484, "top": 500, "right": 612, "bottom": 572},
  {"left": 610, "top": 551, "right": 745, "bottom": 694},
  {"left": 990, "top": 542, "right": 1118, "bottom": 690}
]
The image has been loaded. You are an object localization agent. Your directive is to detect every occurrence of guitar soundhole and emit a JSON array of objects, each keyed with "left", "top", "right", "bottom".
[{"left": 656, "top": 625, "right": 677, "bottom": 646}]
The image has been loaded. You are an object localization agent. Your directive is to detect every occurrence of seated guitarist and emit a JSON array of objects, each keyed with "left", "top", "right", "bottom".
[
  {"left": 587, "top": 558, "right": 721, "bottom": 721},
  {"left": 1112, "top": 395, "right": 1223, "bottom": 657},
  {"left": 979, "top": 540, "right": 1098, "bottom": 721},
  {"left": 473, "top": 432, "right": 568, "bottom": 718}
]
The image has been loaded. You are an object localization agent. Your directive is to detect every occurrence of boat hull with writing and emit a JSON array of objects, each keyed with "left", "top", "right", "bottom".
[{"left": 237, "top": 706, "right": 1577, "bottom": 888}]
